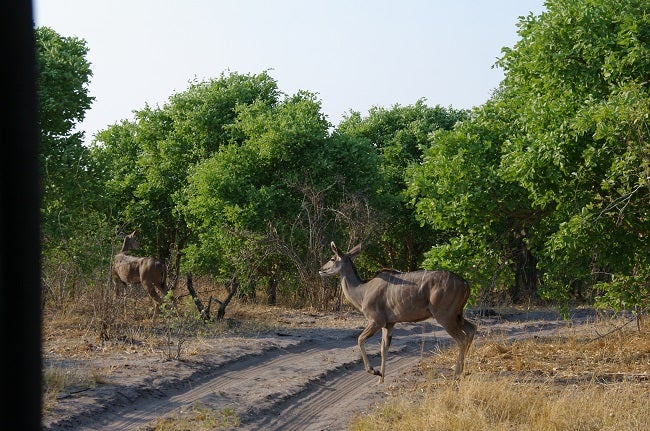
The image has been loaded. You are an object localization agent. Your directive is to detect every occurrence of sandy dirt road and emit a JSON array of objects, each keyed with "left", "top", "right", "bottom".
[{"left": 42, "top": 308, "right": 581, "bottom": 430}]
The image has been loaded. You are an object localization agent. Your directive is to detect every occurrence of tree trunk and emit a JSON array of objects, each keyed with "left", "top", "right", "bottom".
[
  {"left": 186, "top": 273, "right": 239, "bottom": 321},
  {"left": 186, "top": 272, "right": 212, "bottom": 321},
  {"left": 510, "top": 244, "right": 538, "bottom": 303},
  {"left": 216, "top": 276, "right": 238, "bottom": 321},
  {"left": 267, "top": 274, "right": 277, "bottom": 305}
]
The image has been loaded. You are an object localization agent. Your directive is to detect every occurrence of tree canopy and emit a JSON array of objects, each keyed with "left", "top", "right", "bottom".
[
  {"left": 408, "top": 0, "right": 649, "bottom": 308},
  {"left": 36, "top": 0, "right": 650, "bottom": 312},
  {"left": 36, "top": 26, "right": 94, "bottom": 238},
  {"left": 35, "top": 26, "right": 98, "bottom": 299},
  {"left": 496, "top": 0, "right": 650, "bottom": 308}
]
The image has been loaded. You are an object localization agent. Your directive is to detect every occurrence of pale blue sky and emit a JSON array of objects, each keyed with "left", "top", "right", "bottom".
[{"left": 34, "top": 0, "right": 546, "bottom": 143}]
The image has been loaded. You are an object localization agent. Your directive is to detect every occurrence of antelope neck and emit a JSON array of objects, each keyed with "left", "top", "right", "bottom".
[{"left": 339, "top": 259, "right": 366, "bottom": 309}]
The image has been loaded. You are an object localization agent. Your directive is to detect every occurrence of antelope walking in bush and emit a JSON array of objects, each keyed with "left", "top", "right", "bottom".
[
  {"left": 112, "top": 230, "right": 168, "bottom": 313},
  {"left": 319, "top": 242, "right": 476, "bottom": 383}
]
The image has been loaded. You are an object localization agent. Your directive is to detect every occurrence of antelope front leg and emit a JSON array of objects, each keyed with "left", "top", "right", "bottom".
[
  {"left": 378, "top": 323, "right": 395, "bottom": 384},
  {"left": 358, "top": 322, "right": 381, "bottom": 379},
  {"left": 113, "top": 278, "right": 126, "bottom": 300}
]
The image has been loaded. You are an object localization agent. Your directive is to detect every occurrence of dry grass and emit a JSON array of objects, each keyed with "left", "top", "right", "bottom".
[
  {"left": 351, "top": 316, "right": 650, "bottom": 431},
  {"left": 352, "top": 378, "right": 648, "bottom": 431},
  {"left": 41, "top": 364, "right": 103, "bottom": 411},
  {"left": 145, "top": 403, "right": 240, "bottom": 431},
  {"left": 41, "top": 286, "right": 292, "bottom": 357},
  {"left": 42, "top": 283, "right": 649, "bottom": 430},
  {"left": 41, "top": 276, "right": 362, "bottom": 354},
  {"left": 40, "top": 283, "right": 365, "bottom": 414}
]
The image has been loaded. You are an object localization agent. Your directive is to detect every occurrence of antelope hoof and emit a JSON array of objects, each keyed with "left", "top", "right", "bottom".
[
  {"left": 367, "top": 368, "right": 384, "bottom": 383},
  {"left": 366, "top": 367, "right": 382, "bottom": 377}
]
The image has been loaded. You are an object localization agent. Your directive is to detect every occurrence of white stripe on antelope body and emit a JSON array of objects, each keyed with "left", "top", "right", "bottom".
[{"left": 319, "top": 241, "right": 476, "bottom": 383}]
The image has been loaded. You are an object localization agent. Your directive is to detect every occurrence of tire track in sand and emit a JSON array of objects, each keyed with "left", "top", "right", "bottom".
[
  {"left": 242, "top": 343, "right": 427, "bottom": 431},
  {"left": 79, "top": 336, "right": 357, "bottom": 430},
  {"left": 49, "top": 323, "right": 459, "bottom": 431},
  {"left": 44, "top": 310, "right": 580, "bottom": 431}
]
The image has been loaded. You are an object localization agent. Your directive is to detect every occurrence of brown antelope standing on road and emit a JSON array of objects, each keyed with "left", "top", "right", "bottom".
[
  {"left": 319, "top": 241, "right": 476, "bottom": 383},
  {"left": 112, "top": 230, "right": 168, "bottom": 314}
]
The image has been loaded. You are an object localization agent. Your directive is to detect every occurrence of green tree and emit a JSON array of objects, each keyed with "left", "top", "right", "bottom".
[
  {"left": 183, "top": 91, "right": 379, "bottom": 306},
  {"left": 406, "top": 98, "right": 540, "bottom": 304},
  {"left": 90, "top": 71, "right": 281, "bottom": 285},
  {"left": 406, "top": 0, "right": 649, "bottom": 309},
  {"left": 337, "top": 101, "right": 468, "bottom": 271},
  {"left": 495, "top": 0, "right": 650, "bottom": 307},
  {"left": 35, "top": 26, "right": 99, "bottom": 306},
  {"left": 36, "top": 26, "right": 94, "bottom": 239}
]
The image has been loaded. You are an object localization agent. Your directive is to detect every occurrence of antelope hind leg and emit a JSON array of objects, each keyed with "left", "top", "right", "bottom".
[
  {"left": 437, "top": 316, "right": 469, "bottom": 378},
  {"left": 463, "top": 319, "right": 477, "bottom": 357},
  {"left": 378, "top": 324, "right": 395, "bottom": 384},
  {"left": 143, "top": 281, "right": 163, "bottom": 305}
]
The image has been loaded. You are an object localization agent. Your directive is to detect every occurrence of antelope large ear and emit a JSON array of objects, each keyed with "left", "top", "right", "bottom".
[
  {"left": 331, "top": 241, "right": 343, "bottom": 257},
  {"left": 348, "top": 243, "right": 362, "bottom": 257}
]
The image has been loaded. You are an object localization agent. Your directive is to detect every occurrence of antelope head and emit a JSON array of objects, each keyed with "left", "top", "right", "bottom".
[
  {"left": 319, "top": 241, "right": 361, "bottom": 277},
  {"left": 120, "top": 230, "right": 142, "bottom": 253}
]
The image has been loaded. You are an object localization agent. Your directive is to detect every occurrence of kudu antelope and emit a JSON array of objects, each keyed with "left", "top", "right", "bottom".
[
  {"left": 319, "top": 242, "right": 476, "bottom": 383},
  {"left": 112, "top": 231, "right": 168, "bottom": 313}
]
